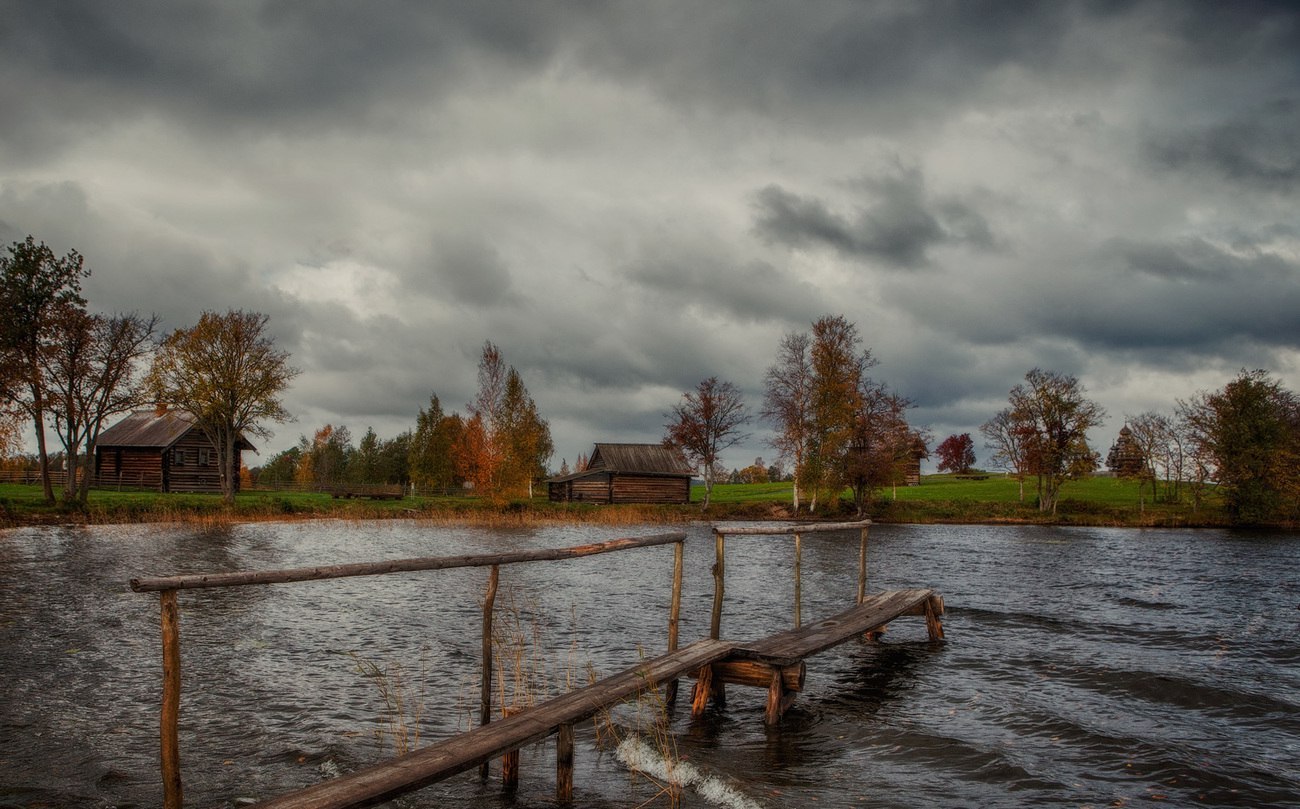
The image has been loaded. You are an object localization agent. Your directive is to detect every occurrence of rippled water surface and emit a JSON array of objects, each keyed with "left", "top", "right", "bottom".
[{"left": 1, "top": 520, "right": 1297, "bottom": 808}]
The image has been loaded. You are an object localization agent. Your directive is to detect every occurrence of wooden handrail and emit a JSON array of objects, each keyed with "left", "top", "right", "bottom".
[
  {"left": 130, "top": 532, "right": 685, "bottom": 592},
  {"left": 134, "top": 531, "right": 687, "bottom": 808}
]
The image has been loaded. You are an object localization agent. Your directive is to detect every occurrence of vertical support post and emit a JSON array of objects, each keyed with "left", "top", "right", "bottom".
[
  {"left": 501, "top": 707, "right": 521, "bottom": 790},
  {"left": 857, "top": 525, "right": 868, "bottom": 605},
  {"left": 479, "top": 564, "right": 500, "bottom": 780},
  {"left": 556, "top": 722, "right": 575, "bottom": 803},
  {"left": 665, "top": 540, "right": 684, "bottom": 705},
  {"left": 709, "top": 530, "right": 725, "bottom": 640},
  {"left": 160, "top": 589, "right": 183, "bottom": 809},
  {"left": 793, "top": 532, "right": 802, "bottom": 629},
  {"left": 925, "top": 593, "right": 945, "bottom": 641}
]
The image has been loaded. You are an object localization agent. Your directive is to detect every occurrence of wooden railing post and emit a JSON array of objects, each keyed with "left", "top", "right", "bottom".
[
  {"left": 665, "top": 540, "right": 684, "bottom": 705},
  {"left": 160, "top": 589, "right": 183, "bottom": 809},
  {"left": 709, "top": 530, "right": 725, "bottom": 640},
  {"left": 857, "top": 525, "right": 868, "bottom": 605},
  {"left": 479, "top": 564, "right": 499, "bottom": 780},
  {"left": 556, "top": 722, "right": 575, "bottom": 803},
  {"left": 793, "top": 532, "right": 802, "bottom": 629}
]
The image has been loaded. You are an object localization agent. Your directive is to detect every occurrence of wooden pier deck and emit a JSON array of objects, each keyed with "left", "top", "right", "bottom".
[
  {"left": 133, "top": 521, "right": 947, "bottom": 809},
  {"left": 249, "top": 587, "right": 944, "bottom": 808}
]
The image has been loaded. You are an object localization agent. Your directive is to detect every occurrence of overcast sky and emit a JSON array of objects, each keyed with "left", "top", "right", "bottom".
[{"left": 3, "top": 1, "right": 1298, "bottom": 472}]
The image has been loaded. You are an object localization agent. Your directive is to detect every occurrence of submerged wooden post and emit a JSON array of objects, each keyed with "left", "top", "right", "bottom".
[
  {"left": 501, "top": 707, "right": 521, "bottom": 789},
  {"left": 479, "top": 564, "right": 500, "bottom": 780},
  {"left": 925, "top": 593, "right": 945, "bottom": 641},
  {"left": 556, "top": 722, "right": 575, "bottom": 803},
  {"left": 857, "top": 525, "right": 868, "bottom": 604},
  {"left": 665, "top": 540, "right": 684, "bottom": 705},
  {"left": 793, "top": 532, "right": 802, "bottom": 629},
  {"left": 160, "top": 589, "right": 183, "bottom": 809}
]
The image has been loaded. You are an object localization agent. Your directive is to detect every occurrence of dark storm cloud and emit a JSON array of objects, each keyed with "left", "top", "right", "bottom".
[
  {"left": 412, "top": 235, "right": 519, "bottom": 308},
  {"left": 627, "top": 255, "right": 824, "bottom": 323},
  {"left": 752, "top": 169, "right": 994, "bottom": 269},
  {"left": 1144, "top": 99, "right": 1300, "bottom": 191}
]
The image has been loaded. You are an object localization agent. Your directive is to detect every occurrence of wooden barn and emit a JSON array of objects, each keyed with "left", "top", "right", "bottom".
[
  {"left": 94, "top": 409, "right": 254, "bottom": 493},
  {"left": 547, "top": 443, "right": 693, "bottom": 504}
]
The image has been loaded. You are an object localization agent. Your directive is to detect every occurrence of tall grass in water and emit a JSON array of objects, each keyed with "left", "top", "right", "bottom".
[{"left": 342, "top": 647, "right": 428, "bottom": 756}]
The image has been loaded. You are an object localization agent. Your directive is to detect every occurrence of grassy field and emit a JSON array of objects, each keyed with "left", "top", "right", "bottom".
[
  {"left": 1, "top": 473, "right": 1231, "bottom": 528},
  {"left": 701, "top": 474, "right": 1228, "bottom": 527}
]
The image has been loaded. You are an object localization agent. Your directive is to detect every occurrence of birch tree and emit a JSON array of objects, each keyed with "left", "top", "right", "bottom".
[{"left": 43, "top": 309, "right": 158, "bottom": 504}]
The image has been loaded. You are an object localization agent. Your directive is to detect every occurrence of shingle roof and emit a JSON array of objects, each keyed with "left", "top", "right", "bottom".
[
  {"left": 589, "top": 443, "right": 693, "bottom": 475},
  {"left": 96, "top": 410, "right": 255, "bottom": 451},
  {"left": 546, "top": 443, "right": 694, "bottom": 484}
]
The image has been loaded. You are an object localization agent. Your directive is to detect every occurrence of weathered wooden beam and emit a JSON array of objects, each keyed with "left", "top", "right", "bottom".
[
  {"left": 665, "top": 540, "right": 684, "bottom": 705},
  {"left": 857, "top": 525, "right": 868, "bottom": 605},
  {"left": 689, "top": 660, "right": 805, "bottom": 691},
  {"left": 130, "top": 533, "right": 687, "bottom": 592},
  {"left": 160, "top": 590, "right": 183, "bottom": 809},
  {"left": 709, "top": 531, "right": 725, "bottom": 640},
  {"left": 556, "top": 723, "right": 574, "bottom": 804},
  {"left": 249, "top": 639, "right": 734, "bottom": 809},
  {"left": 479, "top": 565, "right": 499, "bottom": 781},
  {"left": 712, "top": 520, "right": 871, "bottom": 536},
  {"left": 793, "top": 532, "right": 802, "bottom": 629}
]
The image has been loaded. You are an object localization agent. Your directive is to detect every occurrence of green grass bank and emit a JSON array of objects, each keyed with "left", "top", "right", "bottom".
[{"left": 0, "top": 474, "right": 1233, "bottom": 528}]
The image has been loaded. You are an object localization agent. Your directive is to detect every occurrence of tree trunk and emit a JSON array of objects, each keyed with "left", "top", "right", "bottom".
[{"left": 31, "top": 390, "right": 54, "bottom": 504}]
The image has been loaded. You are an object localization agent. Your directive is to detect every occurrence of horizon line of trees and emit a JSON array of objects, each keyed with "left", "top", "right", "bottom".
[{"left": 6, "top": 235, "right": 1296, "bottom": 524}]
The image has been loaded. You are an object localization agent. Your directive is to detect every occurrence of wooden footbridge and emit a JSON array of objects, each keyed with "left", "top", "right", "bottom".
[{"left": 130, "top": 521, "right": 945, "bottom": 809}]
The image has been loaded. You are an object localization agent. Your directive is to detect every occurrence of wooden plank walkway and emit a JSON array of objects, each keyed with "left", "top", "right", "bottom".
[
  {"left": 692, "top": 588, "right": 945, "bottom": 723},
  {"left": 247, "top": 588, "right": 943, "bottom": 808},
  {"left": 249, "top": 638, "right": 734, "bottom": 809}
]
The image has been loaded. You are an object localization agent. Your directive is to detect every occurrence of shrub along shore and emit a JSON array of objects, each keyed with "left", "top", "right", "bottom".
[{"left": 0, "top": 474, "right": 1241, "bottom": 529}]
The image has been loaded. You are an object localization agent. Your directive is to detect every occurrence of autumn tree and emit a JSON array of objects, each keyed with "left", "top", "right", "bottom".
[
  {"left": 935, "top": 433, "right": 976, "bottom": 474},
  {"left": 409, "top": 394, "right": 462, "bottom": 494},
  {"left": 295, "top": 424, "right": 352, "bottom": 486},
  {"left": 805, "top": 315, "right": 875, "bottom": 510},
  {"left": 664, "top": 376, "right": 751, "bottom": 507},
  {"left": 0, "top": 236, "right": 89, "bottom": 503},
  {"left": 980, "top": 408, "right": 1033, "bottom": 501},
  {"left": 1179, "top": 369, "right": 1299, "bottom": 524},
  {"left": 843, "top": 385, "right": 920, "bottom": 515},
  {"left": 462, "top": 342, "right": 552, "bottom": 498},
  {"left": 1124, "top": 411, "right": 1186, "bottom": 503},
  {"left": 146, "top": 310, "right": 298, "bottom": 504},
  {"left": 452, "top": 412, "right": 493, "bottom": 493},
  {"left": 43, "top": 309, "right": 158, "bottom": 504},
  {"left": 762, "top": 330, "right": 813, "bottom": 511},
  {"left": 1001, "top": 368, "right": 1106, "bottom": 514},
  {"left": 499, "top": 368, "right": 553, "bottom": 496}
]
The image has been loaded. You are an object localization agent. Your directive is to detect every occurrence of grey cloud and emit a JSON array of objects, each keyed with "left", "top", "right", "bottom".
[
  {"left": 411, "top": 236, "right": 518, "bottom": 309},
  {"left": 753, "top": 169, "right": 995, "bottom": 268},
  {"left": 628, "top": 255, "right": 824, "bottom": 324},
  {"left": 1145, "top": 99, "right": 1300, "bottom": 191}
]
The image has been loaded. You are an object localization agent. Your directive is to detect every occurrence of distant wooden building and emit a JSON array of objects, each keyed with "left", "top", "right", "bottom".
[
  {"left": 547, "top": 443, "right": 693, "bottom": 504},
  {"left": 94, "top": 409, "right": 254, "bottom": 493}
]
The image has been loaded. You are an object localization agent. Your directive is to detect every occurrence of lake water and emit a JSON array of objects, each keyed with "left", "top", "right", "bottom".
[{"left": 1, "top": 520, "right": 1297, "bottom": 808}]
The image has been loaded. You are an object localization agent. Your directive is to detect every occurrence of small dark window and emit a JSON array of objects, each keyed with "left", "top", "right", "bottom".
[
  {"left": 199, "top": 448, "right": 210, "bottom": 466},
  {"left": 172, "top": 450, "right": 185, "bottom": 467}
]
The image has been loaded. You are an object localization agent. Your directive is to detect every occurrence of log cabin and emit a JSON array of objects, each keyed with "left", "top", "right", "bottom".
[
  {"left": 94, "top": 409, "right": 254, "bottom": 493},
  {"left": 547, "top": 443, "right": 693, "bottom": 504}
]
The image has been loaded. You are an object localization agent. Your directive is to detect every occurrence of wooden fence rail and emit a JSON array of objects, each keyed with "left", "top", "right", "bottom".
[{"left": 130, "top": 532, "right": 687, "bottom": 809}]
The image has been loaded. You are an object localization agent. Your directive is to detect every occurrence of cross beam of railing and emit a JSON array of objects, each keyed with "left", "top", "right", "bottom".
[
  {"left": 130, "top": 532, "right": 687, "bottom": 809},
  {"left": 708, "top": 521, "right": 871, "bottom": 641}
]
